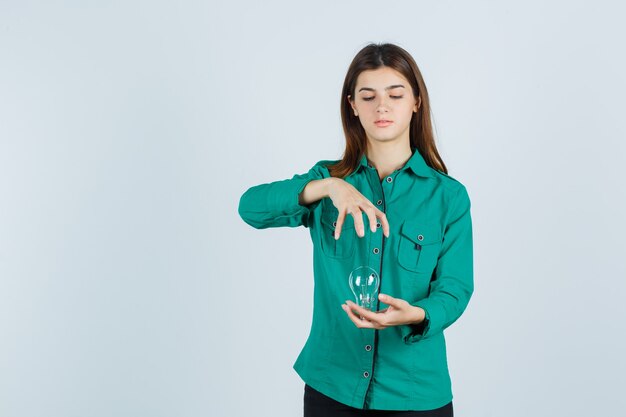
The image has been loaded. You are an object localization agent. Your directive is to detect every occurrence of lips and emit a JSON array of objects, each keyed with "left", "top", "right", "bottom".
[{"left": 375, "top": 120, "right": 393, "bottom": 126}]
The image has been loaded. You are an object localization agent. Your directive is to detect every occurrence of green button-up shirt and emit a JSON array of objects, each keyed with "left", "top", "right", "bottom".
[{"left": 238, "top": 147, "right": 474, "bottom": 411}]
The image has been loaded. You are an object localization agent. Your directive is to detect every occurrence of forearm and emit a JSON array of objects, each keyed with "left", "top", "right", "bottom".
[
  {"left": 239, "top": 164, "right": 328, "bottom": 229},
  {"left": 401, "top": 186, "right": 473, "bottom": 344},
  {"left": 298, "top": 177, "right": 335, "bottom": 206}
]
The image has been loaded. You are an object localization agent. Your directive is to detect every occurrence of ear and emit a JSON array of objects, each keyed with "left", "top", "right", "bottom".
[
  {"left": 414, "top": 96, "right": 421, "bottom": 112},
  {"left": 347, "top": 95, "right": 357, "bottom": 115}
]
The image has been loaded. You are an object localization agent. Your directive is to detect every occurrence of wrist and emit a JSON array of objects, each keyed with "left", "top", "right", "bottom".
[
  {"left": 411, "top": 306, "right": 426, "bottom": 325},
  {"left": 323, "top": 177, "right": 337, "bottom": 198},
  {"left": 299, "top": 178, "right": 332, "bottom": 206}
]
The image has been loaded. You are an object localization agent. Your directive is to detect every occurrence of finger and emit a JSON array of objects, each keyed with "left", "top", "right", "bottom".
[
  {"left": 378, "top": 293, "right": 407, "bottom": 309},
  {"left": 345, "top": 301, "right": 365, "bottom": 319},
  {"left": 363, "top": 207, "right": 378, "bottom": 234},
  {"left": 346, "top": 300, "right": 380, "bottom": 324},
  {"left": 344, "top": 303, "right": 386, "bottom": 329},
  {"left": 334, "top": 211, "right": 346, "bottom": 240},
  {"left": 376, "top": 210, "right": 390, "bottom": 238},
  {"left": 350, "top": 209, "right": 365, "bottom": 238},
  {"left": 342, "top": 303, "right": 374, "bottom": 328}
]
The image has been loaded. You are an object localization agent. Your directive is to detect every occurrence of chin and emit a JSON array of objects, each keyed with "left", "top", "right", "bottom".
[{"left": 371, "top": 135, "right": 398, "bottom": 142}]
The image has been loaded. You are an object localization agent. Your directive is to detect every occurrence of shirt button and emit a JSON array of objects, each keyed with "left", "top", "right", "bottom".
[
  {"left": 365, "top": 345, "right": 372, "bottom": 351},
  {"left": 363, "top": 371, "right": 370, "bottom": 378},
  {"left": 376, "top": 199, "right": 383, "bottom": 205},
  {"left": 417, "top": 234, "right": 423, "bottom": 241},
  {"left": 386, "top": 176, "right": 393, "bottom": 183},
  {"left": 333, "top": 221, "right": 337, "bottom": 227},
  {"left": 373, "top": 248, "right": 379, "bottom": 254},
  {"left": 376, "top": 222, "right": 381, "bottom": 228}
]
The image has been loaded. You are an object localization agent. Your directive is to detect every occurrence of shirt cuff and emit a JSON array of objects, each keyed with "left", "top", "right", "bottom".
[{"left": 400, "top": 298, "right": 446, "bottom": 344}]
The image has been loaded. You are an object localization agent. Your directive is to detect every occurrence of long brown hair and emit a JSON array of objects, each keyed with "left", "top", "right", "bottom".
[{"left": 328, "top": 42, "right": 448, "bottom": 178}]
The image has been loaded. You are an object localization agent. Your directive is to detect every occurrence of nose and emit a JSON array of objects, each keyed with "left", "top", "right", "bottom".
[{"left": 376, "top": 96, "right": 389, "bottom": 113}]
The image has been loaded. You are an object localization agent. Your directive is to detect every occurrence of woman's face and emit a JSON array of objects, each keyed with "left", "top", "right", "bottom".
[{"left": 348, "top": 66, "right": 420, "bottom": 147}]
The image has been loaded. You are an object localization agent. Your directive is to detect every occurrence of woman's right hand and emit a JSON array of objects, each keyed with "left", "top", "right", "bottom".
[{"left": 326, "top": 178, "right": 390, "bottom": 240}]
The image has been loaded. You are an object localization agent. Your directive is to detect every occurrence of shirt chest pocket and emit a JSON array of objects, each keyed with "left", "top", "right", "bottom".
[
  {"left": 397, "top": 220, "right": 443, "bottom": 275},
  {"left": 319, "top": 211, "right": 356, "bottom": 259}
]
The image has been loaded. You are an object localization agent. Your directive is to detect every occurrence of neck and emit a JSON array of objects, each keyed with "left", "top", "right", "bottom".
[{"left": 365, "top": 140, "right": 413, "bottom": 179}]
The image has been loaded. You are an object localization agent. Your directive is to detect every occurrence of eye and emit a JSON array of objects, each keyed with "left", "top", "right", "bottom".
[{"left": 362, "top": 95, "right": 403, "bottom": 101}]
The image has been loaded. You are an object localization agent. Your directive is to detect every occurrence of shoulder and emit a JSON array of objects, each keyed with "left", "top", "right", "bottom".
[
  {"left": 313, "top": 159, "right": 341, "bottom": 168},
  {"left": 309, "top": 159, "right": 341, "bottom": 177},
  {"left": 430, "top": 169, "right": 471, "bottom": 206},
  {"left": 431, "top": 168, "right": 467, "bottom": 191}
]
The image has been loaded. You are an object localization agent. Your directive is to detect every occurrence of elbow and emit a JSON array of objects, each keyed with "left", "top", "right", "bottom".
[
  {"left": 237, "top": 193, "right": 252, "bottom": 224},
  {"left": 238, "top": 189, "right": 254, "bottom": 227},
  {"left": 238, "top": 188, "right": 266, "bottom": 229}
]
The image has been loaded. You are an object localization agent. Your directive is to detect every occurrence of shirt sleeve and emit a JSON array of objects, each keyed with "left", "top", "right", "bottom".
[
  {"left": 238, "top": 162, "right": 327, "bottom": 229},
  {"left": 400, "top": 185, "right": 474, "bottom": 344}
]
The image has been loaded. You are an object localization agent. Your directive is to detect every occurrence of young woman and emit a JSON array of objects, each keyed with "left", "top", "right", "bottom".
[{"left": 238, "top": 43, "right": 473, "bottom": 417}]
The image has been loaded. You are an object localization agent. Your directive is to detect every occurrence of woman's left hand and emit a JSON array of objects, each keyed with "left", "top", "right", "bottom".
[{"left": 342, "top": 294, "right": 425, "bottom": 330}]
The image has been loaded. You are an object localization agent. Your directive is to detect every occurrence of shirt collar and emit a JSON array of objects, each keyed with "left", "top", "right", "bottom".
[{"left": 357, "top": 146, "right": 434, "bottom": 178}]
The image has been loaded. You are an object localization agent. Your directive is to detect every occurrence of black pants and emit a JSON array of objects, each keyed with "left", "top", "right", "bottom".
[{"left": 303, "top": 384, "right": 453, "bottom": 417}]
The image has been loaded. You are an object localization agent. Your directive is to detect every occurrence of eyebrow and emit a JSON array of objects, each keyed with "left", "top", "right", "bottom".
[{"left": 358, "top": 84, "right": 405, "bottom": 93}]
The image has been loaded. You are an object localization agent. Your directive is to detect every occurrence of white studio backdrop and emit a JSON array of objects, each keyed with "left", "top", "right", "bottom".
[{"left": 1, "top": 1, "right": 625, "bottom": 416}]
